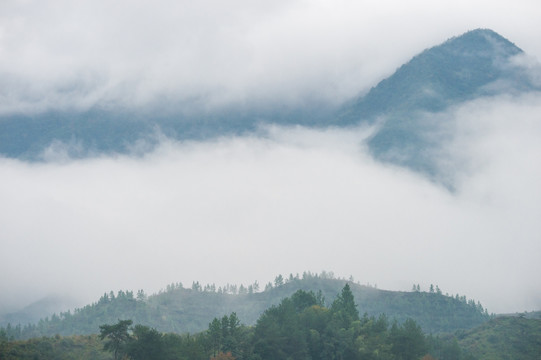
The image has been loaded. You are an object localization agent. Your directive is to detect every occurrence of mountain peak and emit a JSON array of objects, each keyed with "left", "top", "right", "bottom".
[
  {"left": 338, "top": 29, "right": 537, "bottom": 177},
  {"left": 435, "top": 28, "right": 522, "bottom": 59},
  {"left": 340, "top": 29, "right": 525, "bottom": 123}
]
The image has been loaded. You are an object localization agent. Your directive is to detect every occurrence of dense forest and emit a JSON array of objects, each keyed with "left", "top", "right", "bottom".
[
  {"left": 2, "top": 285, "right": 539, "bottom": 360},
  {"left": 0, "top": 273, "right": 490, "bottom": 340}
]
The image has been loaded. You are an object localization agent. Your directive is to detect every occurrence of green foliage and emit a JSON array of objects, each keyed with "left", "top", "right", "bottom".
[
  {"left": 208, "top": 312, "right": 246, "bottom": 358},
  {"left": 456, "top": 316, "right": 541, "bottom": 360},
  {"left": 1, "top": 275, "right": 491, "bottom": 340},
  {"left": 251, "top": 286, "right": 429, "bottom": 360},
  {"left": 99, "top": 319, "right": 132, "bottom": 360},
  {"left": 330, "top": 283, "right": 360, "bottom": 328},
  {"left": 126, "top": 324, "right": 165, "bottom": 360},
  {"left": 2, "top": 292, "right": 538, "bottom": 360},
  {"left": 389, "top": 319, "right": 427, "bottom": 360},
  {"left": 0, "top": 334, "right": 113, "bottom": 360}
]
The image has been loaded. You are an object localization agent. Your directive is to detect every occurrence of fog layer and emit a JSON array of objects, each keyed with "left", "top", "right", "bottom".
[
  {"left": 1, "top": 94, "right": 540, "bottom": 314},
  {"left": 1, "top": 0, "right": 541, "bottom": 114}
]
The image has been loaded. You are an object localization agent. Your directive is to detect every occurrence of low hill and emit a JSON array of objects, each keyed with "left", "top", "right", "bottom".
[
  {"left": 1, "top": 274, "right": 490, "bottom": 340},
  {"left": 2, "top": 303, "right": 539, "bottom": 359}
]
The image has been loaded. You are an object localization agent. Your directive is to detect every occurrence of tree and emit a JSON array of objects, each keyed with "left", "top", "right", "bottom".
[
  {"left": 390, "top": 318, "right": 427, "bottom": 360},
  {"left": 127, "top": 324, "right": 164, "bottom": 360},
  {"left": 209, "top": 318, "right": 223, "bottom": 357},
  {"left": 99, "top": 319, "right": 132, "bottom": 360},
  {"left": 291, "top": 290, "right": 319, "bottom": 313},
  {"left": 136, "top": 290, "right": 146, "bottom": 301},
  {"left": 331, "top": 284, "right": 359, "bottom": 328},
  {"left": 239, "top": 285, "right": 247, "bottom": 295}
]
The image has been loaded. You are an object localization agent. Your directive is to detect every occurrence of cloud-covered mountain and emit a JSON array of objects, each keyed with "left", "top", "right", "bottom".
[
  {"left": 0, "top": 29, "right": 539, "bottom": 176},
  {"left": 338, "top": 28, "right": 541, "bottom": 175}
]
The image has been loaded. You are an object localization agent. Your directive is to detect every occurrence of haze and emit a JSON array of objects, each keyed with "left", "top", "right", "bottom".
[{"left": 1, "top": 0, "right": 541, "bottom": 315}]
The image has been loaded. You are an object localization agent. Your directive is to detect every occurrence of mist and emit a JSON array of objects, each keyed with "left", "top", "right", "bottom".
[
  {"left": 1, "top": 0, "right": 541, "bottom": 114},
  {"left": 2, "top": 0, "right": 541, "bottom": 317},
  {"left": 0, "top": 92, "right": 540, "bottom": 314}
]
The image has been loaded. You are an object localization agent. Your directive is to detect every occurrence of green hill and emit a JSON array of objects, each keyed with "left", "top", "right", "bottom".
[
  {"left": 454, "top": 315, "right": 541, "bottom": 360},
  {"left": 3, "top": 290, "right": 538, "bottom": 360},
  {"left": 1, "top": 274, "right": 490, "bottom": 340}
]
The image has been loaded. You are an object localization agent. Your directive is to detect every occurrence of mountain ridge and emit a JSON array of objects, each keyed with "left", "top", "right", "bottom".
[{"left": 1, "top": 29, "right": 539, "bottom": 174}]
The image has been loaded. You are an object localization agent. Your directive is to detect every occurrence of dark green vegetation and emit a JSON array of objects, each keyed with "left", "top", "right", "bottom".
[
  {"left": 0, "top": 333, "right": 111, "bottom": 360},
  {"left": 1, "top": 273, "right": 489, "bottom": 340},
  {"left": 3, "top": 286, "right": 539, "bottom": 359},
  {"left": 455, "top": 316, "right": 541, "bottom": 360},
  {"left": 1, "top": 29, "right": 539, "bottom": 176}
]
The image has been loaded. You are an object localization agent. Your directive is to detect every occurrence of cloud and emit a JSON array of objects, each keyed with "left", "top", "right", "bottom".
[
  {"left": 1, "top": 93, "right": 540, "bottom": 315},
  {"left": 1, "top": 0, "right": 541, "bottom": 317},
  {"left": 1, "top": 0, "right": 541, "bottom": 114}
]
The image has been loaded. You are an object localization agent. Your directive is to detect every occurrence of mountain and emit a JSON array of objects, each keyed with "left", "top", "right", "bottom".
[
  {"left": 1, "top": 275, "right": 490, "bottom": 340},
  {"left": 338, "top": 29, "right": 541, "bottom": 174},
  {"left": 0, "top": 295, "right": 79, "bottom": 329},
  {"left": 0, "top": 101, "right": 335, "bottom": 160},
  {"left": 1, "top": 29, "right": 539, "bottom": 171}
]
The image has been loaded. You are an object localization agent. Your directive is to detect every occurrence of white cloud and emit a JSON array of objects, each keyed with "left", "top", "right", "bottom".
[
  {"left": 1, "top": 93, "right": 541, "bottom": 314},
  {"left": 1, "top": 0, "right": 541, "bottom": 317},
  {"left": 1, "top": 0, "right": 541, "bottom": 113}
]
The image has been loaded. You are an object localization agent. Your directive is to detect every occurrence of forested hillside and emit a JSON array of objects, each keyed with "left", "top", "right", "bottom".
[
  {"left": 456, "top": 315, "right": 541, "bottom": 360},
  {"left": 2, "top": 287, "right": 537, "bottom": 360},
  {"left": 1, "top": 273, "right": 490, "bottom": 340}
]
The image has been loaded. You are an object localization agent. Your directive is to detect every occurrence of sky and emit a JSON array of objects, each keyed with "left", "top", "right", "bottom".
[{"left": 1, "top": 0, "right": 541, "bottom": 315}]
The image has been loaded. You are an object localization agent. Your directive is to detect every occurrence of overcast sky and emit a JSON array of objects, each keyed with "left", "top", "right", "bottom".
[
  {"left": 1, "top": 0, "right": 541, "bottom": 315},
  {"left": 1, "top": 0, "right": 541, "bottom": 113}
]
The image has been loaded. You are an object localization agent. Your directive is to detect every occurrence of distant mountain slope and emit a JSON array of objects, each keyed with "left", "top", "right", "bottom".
[
  {"left": 456, "top": 316, "right": 541, "bottom": 360},
  {"left": 0, "top": 296, "right": 79, "bottom": 329},
  {"left": 340, "top": 29, "right": 526, "bottom": 122},
  {"left": 2, "top": 29, "right": 539, "bottom": 170},
  {"left": 2, "top": 275, "right": 490, "bottom": 340},
  {"left": 0, "top": 102, "right": 335, "bottom": 160},
  {"left": 338, "top": 28, "right": 541, "bottom": 174}
]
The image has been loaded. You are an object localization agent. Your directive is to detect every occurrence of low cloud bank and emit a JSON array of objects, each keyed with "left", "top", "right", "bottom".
[
  {"left": 1, "top": 93, "right": 541, "bottom": 314},
  {"left": 1, "top": 0, "right": 541, "bottom": 114}
]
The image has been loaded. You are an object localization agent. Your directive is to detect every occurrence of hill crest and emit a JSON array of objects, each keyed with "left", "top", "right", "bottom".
[{"left": 1, "top": 274, "right": 490, "bottom": 339}]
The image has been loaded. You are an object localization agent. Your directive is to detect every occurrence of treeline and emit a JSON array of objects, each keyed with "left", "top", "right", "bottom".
[
  {"left": 0, "top": 285, "right": 479, "bottom": 359},
  {"left": 0, "top": 273, "right": 491, "bottom": 340}
]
